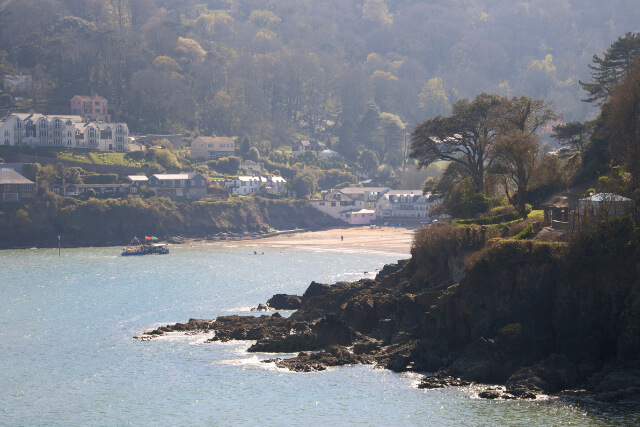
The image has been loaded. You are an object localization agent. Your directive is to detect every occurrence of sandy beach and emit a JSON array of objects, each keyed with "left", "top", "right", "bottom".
[{"left": 203, "top": 226, "right": 416, "bottom": 257}]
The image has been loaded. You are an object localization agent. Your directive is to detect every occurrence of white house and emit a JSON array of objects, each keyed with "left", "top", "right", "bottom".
[
  {"left": 309, "top": 189, "right": 357, "bottom": 219},
  {"left": 265, "top": 176, "right": 287, "bottom": 194},
  {"left": 339, "top": 209, "right": 376, "bottom": 225},
  {"left": 579, "top": 193, "right": 635, "bottom": 217},
  {"left": 225, "top": 176, "right": 266, "bottom": 195},
  {"left": 0, "top": 113, "right": 129, "bottom": 152},
  {"left": 376, "top": 190, "right": 440, "bottom": 220}
]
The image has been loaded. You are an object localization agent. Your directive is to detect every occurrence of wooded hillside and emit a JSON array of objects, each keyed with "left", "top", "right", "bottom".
[{"left": 1, "top": 0, "right": 638, "bottom": 147}]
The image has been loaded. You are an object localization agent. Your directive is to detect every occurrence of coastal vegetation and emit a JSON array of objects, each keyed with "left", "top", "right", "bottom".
[{"left": 0, "top": 195, "right": 339, "bottom": 249}]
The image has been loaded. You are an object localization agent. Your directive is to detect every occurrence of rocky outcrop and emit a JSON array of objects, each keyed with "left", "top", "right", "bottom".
[
  {"left": 266, "top": 294, "right": 302, "bottom": 310},
  {"left": 138, "top": 220, "right": 640, "bottom": 401}
]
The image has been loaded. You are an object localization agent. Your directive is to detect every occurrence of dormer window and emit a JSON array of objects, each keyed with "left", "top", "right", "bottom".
[{"left": 39, "top": 118, "right": 47, "bottom": 128}]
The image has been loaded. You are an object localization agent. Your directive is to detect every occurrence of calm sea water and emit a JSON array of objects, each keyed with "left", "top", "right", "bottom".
[{"left": 1, "top": 243, "right": 638, "bottom": 426}]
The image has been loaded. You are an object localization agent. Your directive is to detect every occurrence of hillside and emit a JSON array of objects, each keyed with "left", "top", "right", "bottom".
[{"left": 1, "top": 0, "right": 639, "bottom": 144}]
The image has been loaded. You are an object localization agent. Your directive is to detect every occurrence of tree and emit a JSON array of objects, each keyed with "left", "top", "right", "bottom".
[
  {"left": 291, "top": 170, "right": 317, "bottom": 199},
  {"left": 603, "top": 58, "right": 640, "bottom": 193},
  {"left": 490, "top": 130, "right": 540, "bottom": 217},
  {"left": 492, "top": 96, "right": 558, "bottom": 217},
  {"left": 410, "top": 93, "right": 503, "bottom": 193},
  {"left": 580, "top": 32, "right": 640, "bottom": 105},
  {"left": 245, "top": 146, "right": 260, "bottom": 162},
  {"left": 551, "top": 121, "right": 593, "bottom": 151},
  {"left": 358, "top": 149, "right": 379, "bottom": 175}
]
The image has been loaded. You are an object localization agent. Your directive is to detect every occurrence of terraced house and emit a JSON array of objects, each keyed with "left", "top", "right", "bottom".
[{"left": 0, "top": 113, "right": 129, "bottom": 152}]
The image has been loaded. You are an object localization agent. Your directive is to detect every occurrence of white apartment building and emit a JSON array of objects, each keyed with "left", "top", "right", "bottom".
[{"left": 0, "top": 113, "right": 129, "bottom": 152}]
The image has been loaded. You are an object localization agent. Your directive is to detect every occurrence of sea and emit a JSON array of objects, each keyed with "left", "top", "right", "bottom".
[{"left": 1, "top": 243, "right": 639, "bottom": 426}]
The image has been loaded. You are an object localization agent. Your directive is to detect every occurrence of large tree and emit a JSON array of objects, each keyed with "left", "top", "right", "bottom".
[
  {"left": 492, "top": 96, "right": 558, "bottom": 217},
  {"left": 410, "top": 92, "right": 503, "bottom": 192},
  {"left": 580, "top": 32, "right": 640, "bottom": 105},
  {"left": 604, "top": 58, "right": 640, "bottom": 195},
  {"left": 551, "top": 121, "right": 594, "bottom": 152}
]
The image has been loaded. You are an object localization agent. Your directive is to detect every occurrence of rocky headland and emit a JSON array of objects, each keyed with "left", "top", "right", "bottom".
[{"left": 138, "top": 219, "right": 640, "bottom": 401}]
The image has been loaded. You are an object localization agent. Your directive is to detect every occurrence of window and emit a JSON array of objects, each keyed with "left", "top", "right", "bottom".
[
  {"left": 4, "top": 138, "right": 9, "bottom": 145},
  {"left": 39, "top": 118, "right": 47, "bottom": 128},
  {"left": 16, "top": 121, "right": 22, "bottom": 129}
]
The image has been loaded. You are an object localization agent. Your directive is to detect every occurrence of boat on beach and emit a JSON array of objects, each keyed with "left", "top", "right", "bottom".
[{"left": 121, "top": 236, "right": 169, "bottom": 256}]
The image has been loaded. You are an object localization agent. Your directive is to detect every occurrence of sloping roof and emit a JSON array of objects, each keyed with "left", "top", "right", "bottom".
[
  {"left": 339, "top": 186, "right": 390, "bottom": 195},
  {"left": 0, "top": 168, "right": 34, "bottom": 184},
  {"left": 152, "top": 174, "right": 191, "bottom": 180},
  {"left": 581, "top": 193, "right": 633, "bottom": 202},
  {"left": 543, "top": 195, "right": 570, "bottom": 208},
  {"left": 195, "top": 136, "right": 234, "bottom": 144},
  {"left": 386, "top": 190, "right": 424, "bottom": 196},
  {"left": 127, "top": 175, "right": 149, "bottom": 182},
  {"left": 14, "top": 113, "right": 84, "bottom": 123},
  {"left": 340, "top": 208, "right": 375, "bottom": 214}
]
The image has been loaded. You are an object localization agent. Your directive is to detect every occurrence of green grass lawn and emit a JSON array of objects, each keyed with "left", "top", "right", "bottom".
[
  {"left": 530, "top": 209, "right": 544, "bottom": 218},
  {"left": 57, "top": 151, "right": 92, "bottom": 163},
  {"left": 58, "top": 151, "right": 146, "bottom": 167}
]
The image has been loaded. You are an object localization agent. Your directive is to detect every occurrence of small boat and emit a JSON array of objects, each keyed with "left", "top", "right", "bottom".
[{"left": 121, "top": 236, "right": 169, "bottom": 256}]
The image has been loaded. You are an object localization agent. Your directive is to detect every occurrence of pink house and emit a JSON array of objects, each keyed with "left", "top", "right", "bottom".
[
  {"left": 71, "top": 94, "right": 110, "bottom": 122},
  {"left": 339, "top": 209, "right": 376, "bottom": 225}
]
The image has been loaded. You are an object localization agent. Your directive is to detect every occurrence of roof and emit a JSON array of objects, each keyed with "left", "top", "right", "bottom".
[
  {"left": 152, "top": 174, "right": 191, "bottom": 180},
  {"left": 65, "top": 183, "right": 132, "bottom": 188},
  {"left": 194, "top": 136, "right": 235, "bottom": 144},
  {"left": 581, "top": 193, "right": 633, "bottom": 202},
  {"left": 543, "top": 195, "right": 569, "bottom": 208},
  {"left": 237, "top": 176, "right": 266, "bottom": 182},
  {"left": 127, "top": 175, "right": 149, "bottom": 182},
  {"left": 386, "top": 190, "right": 424, "bottom": 196},
  {"left": 341, "top": 208, "right": 375, "bottom": 214},
  {"left": 13, "top": 113, "right": 84, "bottom": 123},
  {"left": 339, "top": 187, "right": 389, "bottom": 195},
  {"left": 0, "top": 168, "right": 34, "bottom": 184}
]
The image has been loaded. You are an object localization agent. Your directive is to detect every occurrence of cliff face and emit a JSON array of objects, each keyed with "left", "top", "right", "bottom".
[
  {"left": 0, "top": 197, "right": 341, "bottom": 248},
  {"left": 406, "top": 220, "right": 640, "bottom": 397}
]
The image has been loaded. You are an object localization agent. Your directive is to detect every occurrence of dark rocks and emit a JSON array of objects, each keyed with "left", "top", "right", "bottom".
[
  {"left": 353, "top": 339, "right": 382, "bottom": 355},
  {"left": 140, "top": 318, "right": 216, "bottom": 338},
  {"left": 478, "top": 389, "right": 502, "bottom": 399},
  {"left": 301, "top": 281, "right": 332, "bottom": 301},
  {"left": 264, "top": 345, "right": 373, "bottom": 372},
  {"left": 248, "top": 314, "right": 364, "bottom": 353},
  {"left": 418, "top": 372, "right": 471, "bottom": 389},
  {"left": 208, "top": 314, "right": 289, "bottom": 342},
  {"left": 267, "top": 294, "right": 302, "bottom": 310},
  {"left": 477, "top": 387, "right": 518, "bottom": 400}
]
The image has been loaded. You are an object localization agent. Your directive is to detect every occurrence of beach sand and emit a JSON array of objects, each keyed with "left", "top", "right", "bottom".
[{"left": 216, "top": 226, "right": 417, "bottom": 257}]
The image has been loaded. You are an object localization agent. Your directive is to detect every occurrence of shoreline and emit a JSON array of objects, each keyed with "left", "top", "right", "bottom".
[
  {"left": 3, "top": 225, "right": 417, "bottom": 256},
  {"left": 177, "top": 225, "right": 416, "bottom": 257}
]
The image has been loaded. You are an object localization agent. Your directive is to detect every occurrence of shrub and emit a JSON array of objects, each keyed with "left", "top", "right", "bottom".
[{"left": 513, "top": 224, "right": 534, "bottom": 240}]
